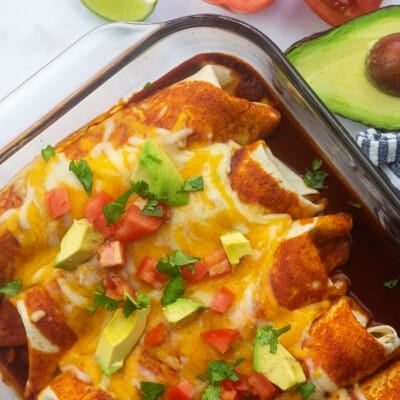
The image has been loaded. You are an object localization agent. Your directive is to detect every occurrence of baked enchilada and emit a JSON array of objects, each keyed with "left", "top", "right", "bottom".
[{"left": 0, "top": 55, "right": 399, "bottom": 400}]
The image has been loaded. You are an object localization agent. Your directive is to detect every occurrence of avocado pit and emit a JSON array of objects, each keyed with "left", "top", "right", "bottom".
[{"left": 366, "top": 33, "right": 400, "bottom": 97}]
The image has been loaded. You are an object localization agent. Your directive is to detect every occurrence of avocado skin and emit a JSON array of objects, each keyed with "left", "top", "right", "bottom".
[{"left": 286, "top": 6, "right": 400, "bottom": 130}]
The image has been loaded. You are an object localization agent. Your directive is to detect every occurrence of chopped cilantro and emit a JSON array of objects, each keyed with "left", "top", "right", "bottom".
[
  {"left": 103, "top": 186, "right": 136, "bottom": 225},
  {"left": 157, "top": 250, "right": 200, "bottom": 277},
  {"left": 180, "top": 176, "right": 204, "bottom": 192},
  {"left": 303, "top": 159, "right": 328, "bottom": 189},
  {"left": 140, "top": 381, "right": 165, "bottom": 400},
  {"left": 255, "top": 324, "right": 291, "bottom": 354},
  {"left": 384, "top": 278, "right": 399, "bottom": 289},
  {"left": 197, "top": 358, "right": 244, "bottom": 385},
  {"left": 143, "top": 82, "right": 153, "bottom": 90},
  {"left": 0, "top": 279, "right": 22, "bottom": 297},
  {"left": 298, "top": 382, "right": 315, "bottom": 398},
  {"left": 91, "top": 283, "right": 123, "bottom": 312},
  {"left": 41, "top": 145, "right": 56, "bottom": 161},
  {"left": 201, "top": 384, "right": 221, "bottom": 400},
  {"left": 69, "top": 159, "right": 93, "bottom": 196},
  {"left": 141, "top": 198, "right": 163, "bottom": 217},
  {"left": 123, "top": 292, "right": 150, "bottom": 317},
  {"left": 161, "top": 275, "right": 184, "bottom": 306}
]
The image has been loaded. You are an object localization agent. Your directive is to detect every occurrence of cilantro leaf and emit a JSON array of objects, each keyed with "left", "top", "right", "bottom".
[
  {"left": 255, "top": 324, "right": 291, "bottom": 354},
  {"left": 103, "top": 186, "right": 136, "bottom": 224},
  {"left": 157, "top": 250, "right": 200, "bottom": 277},
  {"left": 161, "top": 275, "right": 184, "bottom": 306},
  {"left": 303, "top": 159, "right": 328, "bottom": 189},
  {"left": 0, "top": 279, "right": 22, "bottom": 297},
  {"left": 198, "top": 358, "right": 244, "bottom": 385},
  {"left": 41, "top": 145, "right": 56, "bottom": 161},
  {"left": 384, "top": 278, "right": 399, "bottom": 288},
  {"left": 123, "top": 292, "right": 150, "bottom": 317},
  {"left": 69, "top": 159, "right": 93, "bottom": 196},
  {"left": 92, "top": 283, "right": 122, "bottom": 312},
  {"left": 143, "top": 82, "right": 153, "bottom": 90},
  {"left": 298, "top": 382, "right": 315, "bottom": 398},
  {"left": 141, "top": 199, "right": 163, "bottom": 217},
  {"left": 201, "top": 384, "right": 221, "bottom": 400},
  {"left": 140, "top": 381, "right": 165, "bottom": 400},
  {"left": 181, "top": 176, "right": 204, "bottom": 192}
]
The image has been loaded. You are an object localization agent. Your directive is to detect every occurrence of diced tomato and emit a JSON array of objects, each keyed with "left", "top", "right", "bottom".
[
  {"left": 45, "top": 187, "right": 70, "bottom": 218},
  {"left": 181, "top": 261, "right": 208, "bottom": 283},
  {"left": 114, "top": 203, "right": 168, "bottom": 242},
  {"left": 102, "top": 272, "right": 135, "bottom": 300},
  {"left": 210, "top": 287, "right": 235, "bottom": 313},
  {"left": 204, "top": 248, "right": 232, "bottom": 278},
  {"left": 85, "top": 192, "right": 115, "bottom": 237},
  {"left": 204, "top": 0, "right": 275, "bottom": 14},
  {"left": 200, "top": 329, "right": 239, "bottom": 354},
  {"left": 97, "top": 241, "right": 125, "bottom": 268},
  {"left": 165, "top": 380, "right": 195, "bottom": 400},
  {"left": 144, "top": 322, "right": 165, "bottom": 347},
  {"left": 221, "top": 388, "right": 238, "bottom": 400},
  {"left": 248, "top": 373, "right": 277, "bottom": 400},
  {"left": 136, "top": 256, "right": 168, "bottom": 289},
  {"left": 221, "top": 376, "right": 248, "bottom": 394}
]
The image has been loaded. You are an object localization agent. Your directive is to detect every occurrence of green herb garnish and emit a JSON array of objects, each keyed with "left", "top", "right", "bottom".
[
  {"left": 143, "top": 82, "right": 153, "bottom": 90},
  {"left": 298, "top": 382, "right": 316, "bottom": 398},
  {"left": 141, "top": 198, "right": 164, "bottom": 217},
  {"left": 0, "top": 279, "right": 22, "bottom": 297},
  {"left": 140, "top": 381, "right": 165, "bottom": 400},
  {"left": 91, "top": 283, "right": 123, "bottom": 312},
  {"left": 123, "top": 292, "right": 150, "bottom": 317},
  {"left": 384, "top": 278, "right": 399, "bottom": 288},
  {"left": 303, "top": 159, "right": 328, "bottom": 189},
  {"left": 201, "top": 384, "right": 221, "bottom": 400},
  {"left": 255, "top": 324, "right": 291, "bottom": 354},
  {"left": 69, "top": 159, "right": 93, "bottom": 196},
  {"left": 161, "top": 275, "right": 184, "bottom": 306},
  {"left": 41, "top": 145, "right": 56, "bottom": 161},
  {"left": 180, "top": 176, "right": 204, "bottom": 192}
]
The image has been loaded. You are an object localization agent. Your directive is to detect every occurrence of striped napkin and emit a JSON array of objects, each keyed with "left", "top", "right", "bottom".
[{"left": 356, "top": 128, "right": 400, "bottom": 192}]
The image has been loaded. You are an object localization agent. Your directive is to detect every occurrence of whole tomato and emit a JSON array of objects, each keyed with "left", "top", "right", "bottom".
[{"left": 204, "top": 0, "right": 275, "bottom": 13}]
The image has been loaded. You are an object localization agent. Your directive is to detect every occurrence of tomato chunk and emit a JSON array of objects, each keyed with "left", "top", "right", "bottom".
[
  {"left": 210, "top": 287, "right": 235, "bottom": 313},
  {"left": 45, "top": 187, "right": 70, "bottom": 218},
  {"left": 203, "top": 248, "right": 232, "bottom": 278},
  {"left": 102, "top": 272, "right": 135, "bottom": 300},
  {"left": 204, "top": 0, "right": 275, "bottom": 14},
  {"left": 182, "top": 261, "right": 208, "bottom": 283},
  {"left": 248, "top": 373, "right": 277, "bottom": 400},
  {"left": 136, "top": 256, "right": 168, "bottom": 289},
  {"left": 200, "top": 329, "right": 239, "bottom": 354},
  {"left": 114, "top": 203, "right": 168, "bottom": 242},
  {"left": 165, "top": 380, "right": 195, "bottom": 400},
  {"left": 144, "top": 322, "right": 165, "bottom": 347},
  {"left": 97, "top": 241, "right": 125, "bottom": 268},
  {"left": 85, "top": 192, "right": 114, "bottom": 237}
]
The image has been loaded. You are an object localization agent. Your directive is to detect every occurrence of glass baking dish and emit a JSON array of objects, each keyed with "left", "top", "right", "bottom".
[{"left": 0, "top": 14, "right": 399, "bottom": 399}]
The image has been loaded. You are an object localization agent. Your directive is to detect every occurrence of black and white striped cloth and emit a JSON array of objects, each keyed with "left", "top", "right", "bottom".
[{"left": 356, "top": 128, "right": 400, "bottom": 192}]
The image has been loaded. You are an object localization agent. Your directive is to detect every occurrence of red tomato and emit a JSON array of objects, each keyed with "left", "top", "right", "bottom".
[
  {"left": 205, "top": 0, "right": 275, "bottom": 14},
  {"left": 210, "top": 287, "right": 235, "bottom": 313},
  {"left": 181, "top": 261, "right": 209, "bottom": 283},
  {"left": 248, "top": 373, "right": 277, "bottom": 400},
  {"left": 203, "top": 249, "right": 232, "bottom": 278},
  {"left": 102, "top": 273, "right": 135, "bottom": 300},
  {"left": 200, "top": 329, "right": 239, "bottom": 354},
  {"left": 165, "top": 380, "right": 195, "bottom": 400},
  {"left": 85, "top": 192, "right": 114, "bottom": 237},
  {"left": 304, "top": 0, "right": 382, "bottom": 26},
  {"left": 136, "top": 256, "right": 168, "bottom": 289},
  {"left": 144, "top": 322, "right": 165, "bottom": 347},
  {"left": 45, "top": 187, "right": 70, "bottom": 218},
  {"left": 97, "top": 241, "right": 125, "bottom": 268},
  {"left": 221, "top": 376, "right": 248, "bottom": 394},
  {"left": 114, "top": 203, "right": 168, "bottom": 242}
]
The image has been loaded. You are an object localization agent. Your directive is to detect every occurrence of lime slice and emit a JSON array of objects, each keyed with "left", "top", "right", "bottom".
[{"left": 81, "top": 0, "right": 158, "bottom": 21}]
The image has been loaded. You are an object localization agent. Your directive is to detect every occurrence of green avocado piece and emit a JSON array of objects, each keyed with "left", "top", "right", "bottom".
[
  {"left": 253, "top": 340, "right": 306, "bottom": 391},
  {"left": 220, "top": 231, "right": 252, "bottom": 265},
  {"left": 54, "top": 218, "right": 104, "bottom": 270},
  {"left": 286, "top": 6, "right": 400, "bottom": 130},
  {"left": 95, "top": 307, "right": 150, "bottom": 376},
  {"left": 162, "top": 298, "right": 206, "bottom": 324},
  {"left": 131, "top": 140, "right": 188, "bottom": 206}
]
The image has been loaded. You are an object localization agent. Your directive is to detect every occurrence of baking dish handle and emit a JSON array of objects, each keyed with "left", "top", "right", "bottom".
[{"left": 0, "top": 22, "right": 162, "bottom": 161}]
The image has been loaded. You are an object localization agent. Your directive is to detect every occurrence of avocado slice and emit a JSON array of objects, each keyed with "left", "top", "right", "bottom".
[
  {"left": 286, "top": 6, "right": 400, "bottom": 130},
  {"left": 220, "top": 231, "right": 252, "bottom": 265},
  {"left": 162, "top": 298, "right": 206, "bottom": 324},
  {"left": 54, "top": 218, "right": 104, "bottom": 270},
  {"left": 95, "top": 307, "right": 150, "bottom": 376},
  {"left": 131, "top": 140, "right": 189, "bottom": 206}
]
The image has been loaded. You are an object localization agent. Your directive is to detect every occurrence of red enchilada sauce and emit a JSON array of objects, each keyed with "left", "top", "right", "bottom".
[{"left": 2, "top": 52, "right": 400, "bottom": 395}]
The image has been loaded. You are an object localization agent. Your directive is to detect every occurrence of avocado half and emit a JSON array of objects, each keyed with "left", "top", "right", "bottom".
[{"left": 286, "top": 6, "right": 400, "bottom": 130}]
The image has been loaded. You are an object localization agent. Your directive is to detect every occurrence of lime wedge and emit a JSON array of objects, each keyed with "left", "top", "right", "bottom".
[{"left": 81, "top": 0, "right": 157, "bottom": 21}]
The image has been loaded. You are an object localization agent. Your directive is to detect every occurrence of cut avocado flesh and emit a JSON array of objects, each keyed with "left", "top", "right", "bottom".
[
  {"left": 286, "top": 7, "right": 400, "bottom": 130},
  {"left": 95, "top": 307, "right": 149, "bottom": 376},
  {"left": 131, "top": 140, "right": 188, "bottom": 206},
  {"left": 162, "top": 298, "right": 206, "bottom": 324}
]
